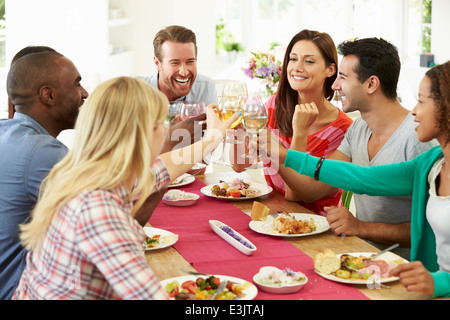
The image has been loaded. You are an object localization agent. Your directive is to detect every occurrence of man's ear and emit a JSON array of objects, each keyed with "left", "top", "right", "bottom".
[
  {"left": 154, "top": 57, "right": 162, "bottom": 71},
  {"left": 365, "top": 76, "right": 380, "bottom": 95},
  {"left": 39, "top": 86, "right": 56, "bottom": 106}
]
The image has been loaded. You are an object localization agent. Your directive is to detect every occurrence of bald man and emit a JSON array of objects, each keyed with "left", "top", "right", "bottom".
[
  {"left": 7, "top": 46, "right": 57, "bottom": 119},
  {"left": 0, "top": 51, "right": 88, "bottom": 299}
]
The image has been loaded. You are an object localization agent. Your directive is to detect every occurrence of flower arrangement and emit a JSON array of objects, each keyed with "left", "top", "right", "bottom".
[{"left": 244, "top": 51, "right": 282, "bottom": 96}]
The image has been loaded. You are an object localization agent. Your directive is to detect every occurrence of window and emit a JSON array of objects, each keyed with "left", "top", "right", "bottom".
[
  {"left": 215, "top": 0, "right": 407, "bottom": 59},
  {"left": 408, "top": 0, "right": 432, "bottom": 56},
  {"left": 215, "top": 0, "right": 297, "bottom": 56}
]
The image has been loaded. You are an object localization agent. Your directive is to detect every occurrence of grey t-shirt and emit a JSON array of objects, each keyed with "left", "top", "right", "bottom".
[{"left": 338, "top": 113, "right": 437, "bottom": 259}]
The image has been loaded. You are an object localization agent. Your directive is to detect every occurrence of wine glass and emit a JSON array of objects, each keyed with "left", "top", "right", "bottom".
[
  {"left": 212, "top": 96, "right": 245, "bottom": 167},
  {"left": 179, "top": 101, "right": 207, "bottom": 171},
  {"left": 242, "top": 94, "right": 268, "bottom": 169},
  {"left": 222, "top": 81, "right": 248, "bottom": 105},
  {"left": 165, "top": 101, "right": 183, "bottom": 128}
]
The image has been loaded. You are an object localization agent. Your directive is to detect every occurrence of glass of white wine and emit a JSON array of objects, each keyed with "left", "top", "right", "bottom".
[
  {"left": 165, "top": 101, "right": 183, "bottom": 128},
  {"left": 179, "top": 101, "right": 207, "bottom": 171},
  {"left": 242, "top": 94, "right": 268, "bottom": 169},
  {"left": 222, "top": 81, "right": 248, "bottom": 105},
  {"left": 211, "top": 96, "right": 245, "bottom": 166}
]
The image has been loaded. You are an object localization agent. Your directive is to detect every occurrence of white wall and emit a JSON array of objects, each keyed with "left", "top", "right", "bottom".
[
  {"left": 129, "top": 0, "right": 218, "bottom": 78},
  {"left": 6, "top": 0, "right": 108, "bottom": 93},
  {"left": 2, "top": 0, "right": 449, "bottom": 118},
  {"left": 431, "top": 0, "right": 450, "bottom": 64}
]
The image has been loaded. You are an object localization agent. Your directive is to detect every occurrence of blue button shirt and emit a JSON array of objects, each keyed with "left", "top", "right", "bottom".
[{"left": 0, "top": 113, "right": 68, "bottom": 299}]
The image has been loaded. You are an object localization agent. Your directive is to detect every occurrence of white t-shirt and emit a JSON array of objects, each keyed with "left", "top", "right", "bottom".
[{"left": 426, "top": 157, "right": 450, "bottom": 272}]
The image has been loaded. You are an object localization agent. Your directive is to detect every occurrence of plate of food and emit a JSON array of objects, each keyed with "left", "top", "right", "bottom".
[
  {"left": 142, "top": 227, "right": 178, "bottom": 251},
  {"left": 163, "top": 189, "right": 199, "bottom": 207},
  {"left": 253, "top": 266, "right": 308, "bottom": 294},
  {"left": 160, "top": 274, "right": 258, "bottom": 300},
  {"left": 200, "top": 178, "right": 272, "bottom": 201},
  {"left": 168, "top": 173, "right": 195, "bottom": 188},
  {"left": 249, "top": 212, "right": 330, "bottom": 237},
  {"left": 314, "top": 249, "right": 408, "bottom": 285}
]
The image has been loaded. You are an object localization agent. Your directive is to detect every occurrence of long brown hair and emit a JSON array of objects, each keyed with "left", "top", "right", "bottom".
[{"left": 275, "top": 30, "right": 338, "bottom": 137}]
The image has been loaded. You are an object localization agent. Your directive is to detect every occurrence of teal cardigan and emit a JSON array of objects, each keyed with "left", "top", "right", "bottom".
[{"left": 285, "top": 146, "right": 449, "bottom": 297}]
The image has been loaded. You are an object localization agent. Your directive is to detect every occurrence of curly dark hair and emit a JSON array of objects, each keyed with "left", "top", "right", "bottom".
[{"left": 426, "top": 61, "right": 450, "bottom": 145}]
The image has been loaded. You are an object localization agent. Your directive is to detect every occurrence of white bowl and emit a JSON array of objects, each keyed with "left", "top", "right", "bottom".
[
  {"left": 253, "top": 266, "right": 308, "bottom": 294},
  {"left": 209, "top": 220, "right": 257, "bottom": 255},
  {"left": 163, "top": 190, "right": 199, "bottom": 207}
]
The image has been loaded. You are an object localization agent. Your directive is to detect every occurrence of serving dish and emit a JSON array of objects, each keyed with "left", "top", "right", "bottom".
[
  {"left": 253, "top": 266, "right": 308, "bottom": 294},
  {"left": 209, "top": 220, "right": 256, "bottom": 255},
  {"left": 163, "top": 189, "right": 199, "bottom": 207},
  {"left": 249, "top": 213, "right": 330, "bottom": 237}
]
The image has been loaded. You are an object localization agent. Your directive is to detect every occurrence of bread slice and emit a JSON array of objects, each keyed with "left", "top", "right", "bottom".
[
  {"left": 314, "top": 249, "right": 340, "bottom": 274},
  {"left": 251, "top": 201, "right": 270, "bottom": 221}
]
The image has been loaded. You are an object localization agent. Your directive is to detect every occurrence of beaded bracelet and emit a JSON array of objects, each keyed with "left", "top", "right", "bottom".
[{"left": 314, "top": 156, "right": 325, "bottom": 181}]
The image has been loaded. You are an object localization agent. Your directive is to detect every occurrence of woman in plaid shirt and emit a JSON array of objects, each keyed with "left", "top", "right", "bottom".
[{"left": 13, "top": 77, "right": 238, "bottom": 300}]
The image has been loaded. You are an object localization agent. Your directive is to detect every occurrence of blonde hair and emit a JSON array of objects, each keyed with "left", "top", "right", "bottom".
[{"left": 20, "top": 77, "right": 168, "bottom": 251}]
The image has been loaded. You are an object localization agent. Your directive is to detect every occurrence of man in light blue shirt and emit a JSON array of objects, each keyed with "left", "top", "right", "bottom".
[
  {"left": 0, "top": 51, "right": 88, "bottom": 299},
  {"left": 144, "top": 73, "right": 217, "bottom": 106},
  {"left": 144, "top": 25, "right": 218, "bottom": 106}
]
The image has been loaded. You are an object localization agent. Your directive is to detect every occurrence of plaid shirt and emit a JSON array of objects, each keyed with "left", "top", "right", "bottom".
[{"left": 13, "top": 158, "right": 171, "bottom": 300}]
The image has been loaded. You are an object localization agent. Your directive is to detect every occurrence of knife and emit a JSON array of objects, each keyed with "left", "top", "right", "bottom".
[{"left": 370, "top": 243, "right": 400, "bottom": 260}]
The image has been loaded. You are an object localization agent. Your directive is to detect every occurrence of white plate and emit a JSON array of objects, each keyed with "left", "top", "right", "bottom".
[
  {"left": 168, "top": 173, "right": 195, "bottom": 188},
  {"left": 163, "top": 189, "right": 199, "bottom": 207},
  {"left": 315, "top": 252, "right": 408, "bottom": 285},
  {"left": 200, "top": 182, "right": 273, "bottom": 201},
  {"left": 253, "top": 266, "right": 308, "bottom": 294},
  {"left": 209, "top": 220, "right": 256, "bottom": 255},
  {"left": 249, "top": 213, "right": 330, "bottom": 237},
  {"left": 160, "top": 274, "right": 258, "bottom": 300},
  {"left": 143, "top": 227, "right": 178, "bottom": 251}
]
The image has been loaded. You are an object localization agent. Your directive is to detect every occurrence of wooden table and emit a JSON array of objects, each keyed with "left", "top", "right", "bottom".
[{"left": 145, "top": 170, "right": 432, "bottom": 300}]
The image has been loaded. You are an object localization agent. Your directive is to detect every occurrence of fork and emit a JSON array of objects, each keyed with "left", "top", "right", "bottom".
[
  {"left": 210, "top": 281, "right": 227, "bottom": 300},
  {"left": 179, "top": 268, "right": 208, "bottom": 276}
]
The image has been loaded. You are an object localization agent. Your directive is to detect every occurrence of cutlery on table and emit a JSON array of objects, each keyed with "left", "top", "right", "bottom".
[
  {"left": 179, "top": 268, "right": 208, "bottom": 276},
  {"left": 210, "top": 281, "right": 227, "bottom": 300},
  {"left": 370, "top": 243, "right": 400, "bottom": 260}
]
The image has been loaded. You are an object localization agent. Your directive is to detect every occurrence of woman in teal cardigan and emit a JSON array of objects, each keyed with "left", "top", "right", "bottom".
[{"left": 282, "top": 61, "right": 450, "bottom": 297}]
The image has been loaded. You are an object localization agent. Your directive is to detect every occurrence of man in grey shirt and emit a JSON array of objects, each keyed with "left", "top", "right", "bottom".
[{"left": 326, "top": 39, "right": 436, "bottom": 259}]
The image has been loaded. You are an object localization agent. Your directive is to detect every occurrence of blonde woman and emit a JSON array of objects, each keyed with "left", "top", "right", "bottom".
[{"left": 13, "top": 77, "right": 238, "bottom": 300}]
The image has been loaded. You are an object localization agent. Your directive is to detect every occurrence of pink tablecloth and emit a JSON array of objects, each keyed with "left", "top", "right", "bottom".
[{"left": 149, "top": 178, "right": 369, "bottom": 300}]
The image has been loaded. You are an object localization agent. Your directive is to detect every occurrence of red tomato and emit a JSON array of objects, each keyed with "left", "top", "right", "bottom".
[
  {"left": 227, "top": 191, "right": 241, "bottom": 198},
  {"left": 181, "top": 280, "right": 196, "bottom": 293},
  {"left": 212, "top": 277, "right": 220, "bottom": 288},
  {"left": 168, "top": 286, "right": 179, "bottom": 297}
]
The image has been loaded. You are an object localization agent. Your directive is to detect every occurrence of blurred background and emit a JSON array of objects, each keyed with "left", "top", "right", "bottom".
[{"left": 1, "top": 0, "right": 448, "bottom": 120}]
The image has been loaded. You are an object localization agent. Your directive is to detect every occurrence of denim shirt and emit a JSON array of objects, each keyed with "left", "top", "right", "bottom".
[{"left": 0, "top": 113, "right": 68, "bottom": 299}]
